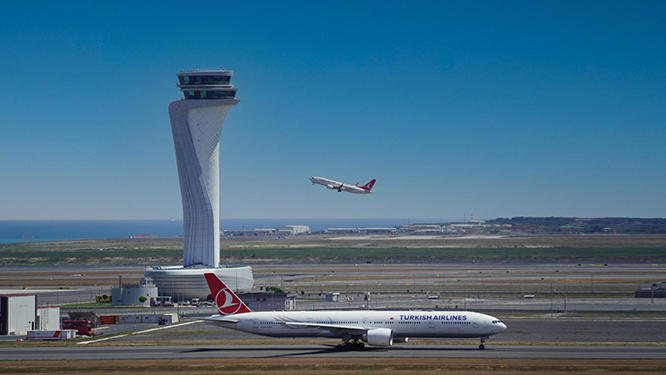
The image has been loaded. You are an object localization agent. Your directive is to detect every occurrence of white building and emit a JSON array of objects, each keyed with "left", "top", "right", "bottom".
[
  {"left": 276, "top": 225, "right": 310, "bottom": 235},
  {"left": 147, "top": 265, "right": 254, "bottom": 301},
  {"left": 112, "top": 277, "right": 159, "bottom": 306},
  {"left": 0, "top": 294, "right": 36, "bottom": 335},
  {"left": 325, "top": 228, "right": 359, "bottom": 234},
  {"left": 237, "top": 292, "right": 296, "bottom": 311},
  {"left": 36, "top": 307, "right": 60, "bottom": 331},
  {"left": 358, "top": 228, "right": 398, "bottom": 234},
  {"left": 145, "top": 69, "right": 254, "bottom": 300},
  {"left": 223, "top": 229, "right": 275, "bottom": 237}
]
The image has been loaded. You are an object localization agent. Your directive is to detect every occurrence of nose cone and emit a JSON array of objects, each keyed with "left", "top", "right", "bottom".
[{"left": 499, "top": 322, "right": 507, "bottom": 331}]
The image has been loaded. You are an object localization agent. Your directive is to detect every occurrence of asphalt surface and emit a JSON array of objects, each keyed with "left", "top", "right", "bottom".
[
  {"left": 4, "top": 262, "right": 666, "bottom": 312},
  {"left": 1, "top": 344, "right": 665, "bottom": 360}
]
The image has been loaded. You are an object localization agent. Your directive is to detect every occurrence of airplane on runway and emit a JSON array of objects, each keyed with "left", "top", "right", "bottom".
[
  {"left": 309, "top": 176, "right": 376, "bottom": 194},
  {"left": 203, "top": 273, "right": 507, "bottom": 350}
]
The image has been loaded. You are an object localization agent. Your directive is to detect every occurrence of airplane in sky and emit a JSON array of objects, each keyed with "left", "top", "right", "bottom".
[
  {"left": 309, "top": 176, "right": 376, "bottom": 194},
  {"left": 203, "top": 273, "right": 507, "bottom": 350}
]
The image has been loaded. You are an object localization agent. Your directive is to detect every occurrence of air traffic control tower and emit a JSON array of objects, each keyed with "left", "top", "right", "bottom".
[{"left": 145, "top": 69, "right": 253, "bottom": 300}]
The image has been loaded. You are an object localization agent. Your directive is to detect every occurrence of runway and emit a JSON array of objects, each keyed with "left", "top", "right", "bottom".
[{"left": 2, "top": 344, "right": 665, "bottom": 360}]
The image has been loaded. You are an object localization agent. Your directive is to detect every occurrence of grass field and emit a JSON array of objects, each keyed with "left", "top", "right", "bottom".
[
  {"left": 0, "top": 358, "right": 664, "bottom": 374},
  {"left": 1, "top": 235, "right": 666, "bottom": 265}
]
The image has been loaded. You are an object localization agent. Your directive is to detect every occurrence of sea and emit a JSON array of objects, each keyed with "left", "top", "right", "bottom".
[{"left": 0, "top": 218, "right": 448, "bottom": 244}]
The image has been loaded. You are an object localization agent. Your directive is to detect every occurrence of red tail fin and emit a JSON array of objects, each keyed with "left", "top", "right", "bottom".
[
  {"left": 204, "top": 273, "right": 252, "bottom": 316},
  {"left": 362, "top": 179, "right": 376, "bottom": 191}
]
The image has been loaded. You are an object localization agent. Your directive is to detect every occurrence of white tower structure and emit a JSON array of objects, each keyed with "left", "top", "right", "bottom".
[
  {"left": 169, "top": 70, "right": 238, "bottom": 267},
  {"left": 144, "top": 69, "right": 253, "bottom": 300}
]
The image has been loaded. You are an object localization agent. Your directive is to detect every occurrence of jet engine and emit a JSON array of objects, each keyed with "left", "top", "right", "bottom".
[
  {"left": 393, "top": 337, "right": 408, "bottom": 343},
  {"left": 326, "top": 185, "right": 336, "bottom": 190},
  {"left": 362, "top": 328, "right": 393, "bottom": 347}
]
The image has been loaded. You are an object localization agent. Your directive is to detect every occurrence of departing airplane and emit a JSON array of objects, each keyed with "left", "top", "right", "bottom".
[
  {"left": 203, "top": 273, "right": 507, "bottom": 350},
  {"left": 309, "top": 176, "right": 376, "bottom": 194}
]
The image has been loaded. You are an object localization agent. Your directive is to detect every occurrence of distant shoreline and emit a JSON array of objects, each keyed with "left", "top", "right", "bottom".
[
  {"left": 0, "top": 218, "right": 443, "bottom": 244},
  {"left": 2, "top": 217, "right": 665, "bottom": 244}
]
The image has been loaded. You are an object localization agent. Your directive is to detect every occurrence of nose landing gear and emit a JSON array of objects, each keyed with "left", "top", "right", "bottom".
[{"left": 479, "top": 336, "right": 489, "bottom": 350}]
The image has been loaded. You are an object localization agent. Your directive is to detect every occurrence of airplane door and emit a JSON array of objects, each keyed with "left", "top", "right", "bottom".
[
  {"left": 428, "top": 320, "right": 435, "bottom": 329},
  {"left": 252, "top": 319, "right": 258, "bottom": 329},
  {"left": 362, "top": 317, "right": 369, "bottom": 327},
  {"left": 472, "top": 318, "right": 479, "bottom": 329}
]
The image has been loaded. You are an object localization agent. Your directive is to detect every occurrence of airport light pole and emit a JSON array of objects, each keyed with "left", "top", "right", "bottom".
[
  {"left": 347, "top": 279, "right": 350, "bottom": 310},
  {"left": 564, "top": 277, "right": 567, "bottom": 313},
  {"left": 550, "top": 280, "right": 553, "bottom": 317}
]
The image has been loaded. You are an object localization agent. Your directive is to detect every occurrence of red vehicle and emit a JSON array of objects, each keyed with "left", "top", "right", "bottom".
[{"left": 62, "top": 320, "right": 96, "bottom": 336}]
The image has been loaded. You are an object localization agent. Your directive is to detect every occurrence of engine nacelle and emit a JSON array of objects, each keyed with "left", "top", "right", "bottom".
[
  {"left": 393, "top": 337, "right": 408, "bottom": 343},
  {"left": 362, "top": 328, "right": 393, "bottom": 347},
  {"left": 326, "top": 185, "right": 336, "bottom": 190}
]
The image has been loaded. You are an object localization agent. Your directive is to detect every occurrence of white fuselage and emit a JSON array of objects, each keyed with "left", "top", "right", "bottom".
[
  {"left": 206, "top": 310, "right": 506, "bottom": 340},
  {"left": 309, "top": 177, "right": 372, "bottom": 194}
]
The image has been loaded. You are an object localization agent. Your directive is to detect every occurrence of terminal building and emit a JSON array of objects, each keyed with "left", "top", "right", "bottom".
[
  {"left": 223, "top": 229, "right": 276, "bottom": 237},
  {"left": 325, "top": 228, "right": 359, "bottom": 234},
  {"left": 276, "top": 225, "right": 310, "bottom": 235},
  {"left": 145, "top": 69, "right": 253, "bottom": 300},
  {"left": 357, "top": 228, "right": 398, "bottom": 234},
  {"left": 222, "top": 225, "right": 310, "bottom": 237}
]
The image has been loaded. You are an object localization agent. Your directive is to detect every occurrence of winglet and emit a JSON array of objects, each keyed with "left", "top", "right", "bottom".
[{"left": 204, "top": 273, "right": 252, "bottom": 316}]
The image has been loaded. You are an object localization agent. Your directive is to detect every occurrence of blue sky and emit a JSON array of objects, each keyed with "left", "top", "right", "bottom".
[{"left": 1, "top": 1, "right": 664, "bottom": 220}]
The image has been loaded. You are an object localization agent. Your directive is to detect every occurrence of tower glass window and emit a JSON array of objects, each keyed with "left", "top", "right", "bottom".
[
  {"left": 178, "top": 75, "right": 231, "bottom": 85},
  {"left": 183, "top": 91, "right": 236, "bottom": 100}
]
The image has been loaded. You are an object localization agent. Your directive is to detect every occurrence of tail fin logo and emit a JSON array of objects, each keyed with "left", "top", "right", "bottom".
[
  {"left": 215, "top": 289, "right": 243, "bottom": 316},
  {"left": 204, "top": 273, "right": 252, "bottom": 316},
  {"left": 363, "top": 179, "right": 376, "bottom": 191}
]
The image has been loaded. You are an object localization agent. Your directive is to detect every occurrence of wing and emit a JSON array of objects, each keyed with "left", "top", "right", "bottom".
[
  {"left": 204, "top": 316, "right": 239, "bottom": 327},
  {"left": 282, "top": 321, "right": 367, "bottom": 335},
  {"left": 341, "top": 185, "right": 360, "bottom": 193}
]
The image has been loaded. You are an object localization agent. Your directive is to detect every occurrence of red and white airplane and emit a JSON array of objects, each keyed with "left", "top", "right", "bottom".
[
  {"left": 309, "top": 176, "right": 376, "bottom": 194},
  {"left": 204, "top": 273, "right": 507, "bottom": 350}
]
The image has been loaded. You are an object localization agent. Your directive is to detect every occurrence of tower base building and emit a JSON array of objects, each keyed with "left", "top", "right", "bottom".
[{"left": 145, "top": 266, "right": 253, "bottom": 301}]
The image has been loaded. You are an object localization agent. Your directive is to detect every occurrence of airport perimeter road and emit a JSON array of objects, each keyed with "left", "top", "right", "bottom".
[{"left": 2, "top": 345, "right": 665, "bottom": 360}]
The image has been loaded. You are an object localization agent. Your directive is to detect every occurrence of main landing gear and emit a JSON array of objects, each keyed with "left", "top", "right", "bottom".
[
  {"left": 479, "top": 336, "right": 489, "bottom": 350},
  {"left": 335, "top": 339, "right": 365, "bottom": 351}
]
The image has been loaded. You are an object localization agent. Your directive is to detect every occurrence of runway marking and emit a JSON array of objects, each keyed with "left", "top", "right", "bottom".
[
  {"left": 77, "top": 320, "right": 203, "bottom": 345},
  {"left": 76, "top": 334, "right": 128, "bottom": 344}
]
